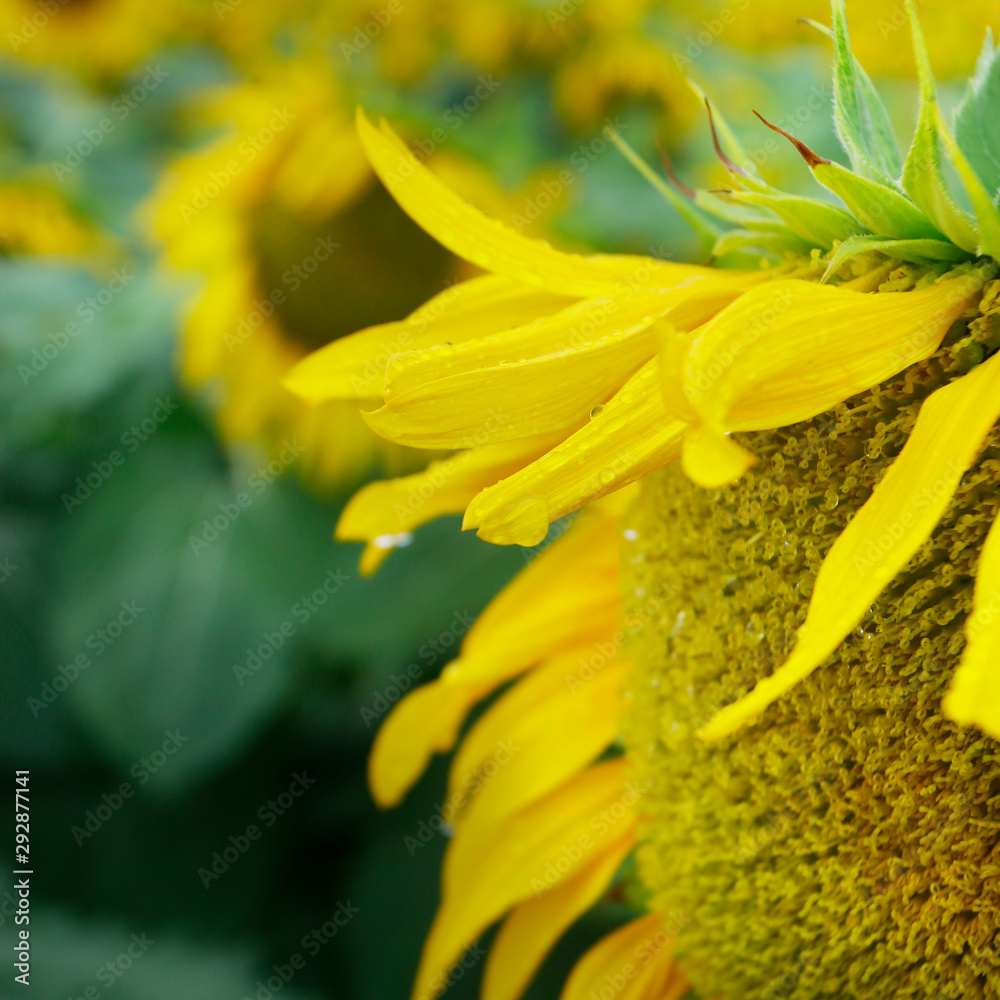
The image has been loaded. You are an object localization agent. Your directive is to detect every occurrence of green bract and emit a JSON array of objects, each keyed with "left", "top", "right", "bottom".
[{"left": 614, "top": 0, "right": 1000, "bottom": 276}]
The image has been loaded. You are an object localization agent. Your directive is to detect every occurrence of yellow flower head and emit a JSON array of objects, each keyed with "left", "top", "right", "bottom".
[
  {"left": 289, "top": 1, "right": 1000, "bottom": 996},
  {"left": 0, "top": 0, "right": 177, "bottom": 77},
  {"left": 0, "top": 183, "right": 102, "bottom": 258}
]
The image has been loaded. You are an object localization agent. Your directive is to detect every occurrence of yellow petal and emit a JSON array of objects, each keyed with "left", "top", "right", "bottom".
[
  {"left": 358, "top": 109, "right": 672, "bottom": 298},
  {"left": 642, "top": 967, "right": 690, "bottom": 1000},
  {"left": 482, "top": 836, "right": 635, "bottom": 1000},
  {"left": 358, "top": 540, "right": 394, "bottom": 577},
  {"left": 944, "top": 512, "right": 1000, "bottom": 737},
  {"left": 684, "top": 273, "right": 984, "bottom": 435},
  {"left": 454, "top": 505, "right": 623, "bottom": 686},
  {"left": 368, "top": 509, "right": 623, "bottom": 806},
  {"left": 284, "top": 274, "right": 575, "bottom": 401},
  {"left": 466, "top": 358, "right": 687, "bottom": 546},
  {"left": 414, "top": 760, "right": 636, "bottom": 1000},
  {"left": 700, "top": 347, "right": 1000, "bottom": 741},
  {"left": 385, "top": 277, "right": 746, "bottom": 393},
  {"left": 367, "top": 275, "right": 762, "bottom": 451},
  {"left": 367, "top": 680, "right": 474, "bottom": 809},
  {"left": 657, "top": 285, "right": 758, "bottom": 424},
  {"left": 447, "top": 649, "right": 625, "bottom": 835},
  {"left": 336, "top": 433, "right": 563, "bottom": 549},
  {"left": 366, "top": 287, "right": 691, "bottom": 449},
  {"left": 558, "top": 914, "right": 679, "bottom": 1000},
  {"left": 680, "top": 426, "right": 756, "bottom": 489}
]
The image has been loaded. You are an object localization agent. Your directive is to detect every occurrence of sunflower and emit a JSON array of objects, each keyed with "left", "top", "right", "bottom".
[
  {"left": 666, "top": 0, "right": 998, "bottom": 78},
  {"left": 289, "top": 1, "right": 1000, "bottom": 996},
  {"left": 0, "top": 182, "right": 102, "bottom": 257},
  {"left": 0, "top": 0, "right": 178, "bottom": 78},
  {"left": 323, "top": 0, "right": 701, "bottom": 134}
]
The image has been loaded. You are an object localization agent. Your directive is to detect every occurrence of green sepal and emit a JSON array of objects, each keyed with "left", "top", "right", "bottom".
[
  {"left": 828, "top": 0, "right": 903, "bottom": 184},
  {"left": 712, "top": 229, "right": 813, "bottom": 259},
  {"left": 900, "top": 0, "right": 979, "bottom": 253},
  {"left": 822, "top": 234, "right": 971, "bottom": 281},
  {"left": 936, "top": 104, "right": 1000, "bottom": 261},
  {"left": 812, "top": 160, "right": 945, "bottom": 241},
  {"left": 954, "top": 29, "right": 1000, "bottom": 202},
  {"left": 692, "top": 189, "right": 778, "bottom": 227},
  {"left": 727, "top": 189, "right": 864, "bottom": 248}
]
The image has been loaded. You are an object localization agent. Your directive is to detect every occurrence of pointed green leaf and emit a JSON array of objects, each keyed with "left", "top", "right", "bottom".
[
  {"left": 728, "top": 189, "right": 865, "bottom": 248},
  {"left": 841, "top": 51, "right": 903, "bottom": 185},
  {"left": 954, "top": 29, "right": 1000, "bottom": 201},
  {"left": 813, "top": 160, "right": 946, "bottom": 240},
  {"left": 823, "top": 234, "right": 971, "bottom": 281},
  {"left": 936, "top": 104, "right": 1000, "bottom": 261},
  {"left": 712, "top": 229, "right": 812, "bottom": 259},
  {"left": 828, "top": 0, "right": 902, "bottom": 183},
  {"left": 809, "top": 10, "right": 902, "bottom": 182},
  {"left": 693, "top": 189, "right": 778, "bottom": 227},
  {"left": 750, "top": 108, "right": 939, "bottom": 241},
  {"left": 900, "top": 0, "right": 979, "bottom": 252}
]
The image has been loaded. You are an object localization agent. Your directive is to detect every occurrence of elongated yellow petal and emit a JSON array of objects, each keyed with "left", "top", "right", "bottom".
[
  {"left": 466, "top": 358, "right": 687, "bottom": 546},
  {"left": 385, "top": 276, "right": 749, "bottom": 395},
  {"left": 559, "top": 914, "right": 678, "bottom": 1000},
  {"left": 482, "top": 836, "right": 635, "bottom": 1000},
  {"left": 284, "top": 274, "right": 575, "bottom": 401},
  {"left": 357, "top": 539, "right": 400, "bottom": 577},
  {"left": 643, "top": 965, "right": 690, "bottom": 1000},
  {"left": 358, "top": 109, "right": 661, "bottom": 298},
  {"left": 642, "top": 967, "right": 690, "bottom": 1000},
  {"left": 414, "top": 761, "right": 636, "bottom": 1000},
  {"left": 386, "top": 295, "right": 650, "bottom": 396},
  {"left": 944, "top": 512, "right": 1000, "bottom": 736},
  {"left": 366, "top": 288, "right": 691, "bottom": 449},
  {"left": 684, "top": 272, "right": 984, "bottom": 435},
  {"left": 337, "top": 433, "right": 563, "bottom": 549},
  {"left": 367, "top": 680, "right": 476, "bottom": 808},
  {"left": 447, "top": 650, "right": 625, "bottom": 836},
  {"left": 680, "top": 425, "right": 755, "bottom": 489},
  {"left": 368, "top": 510, "right": 623, "bottom": 805},
  {"left": 700, "top": 347, "right": 1000, "bottom": 741},
  {"left": 454, "top": 507, "right": 623, "bottom": 686}
]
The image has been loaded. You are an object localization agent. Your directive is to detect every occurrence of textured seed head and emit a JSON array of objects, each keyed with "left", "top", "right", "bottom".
[{"left": 624, "top": 288, "right": 1000, "bottom": 999}]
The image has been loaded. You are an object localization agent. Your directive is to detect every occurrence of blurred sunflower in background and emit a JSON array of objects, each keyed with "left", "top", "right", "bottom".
[
  {"left": 0, "top": 0, "right": 179, "bottom": 78},
  {"left": 147, "top": 61, "right": 441, "bottom": 489},
  {"left": 324, "top": 0, "right": 697, "bottom": 131},
  {"left": 0, "top": 181, "right": 102, "bottom": 257},
  {"left": 289, "top": 0, "right": 1000, "bottom": 996},
  {"left": 670, "top": 0, "right": 998, "bottom": 77},
  {"left": 145, "top": 51, "right": 587, "bottom": 491}
]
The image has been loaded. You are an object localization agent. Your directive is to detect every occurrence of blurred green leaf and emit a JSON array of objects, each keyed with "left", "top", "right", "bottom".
[
  {"left": 8, "top": 907, "right": 319, "bottom": 1000},
  {"left": 0, "top": 261, "right": 178, "bottom": 458}
]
